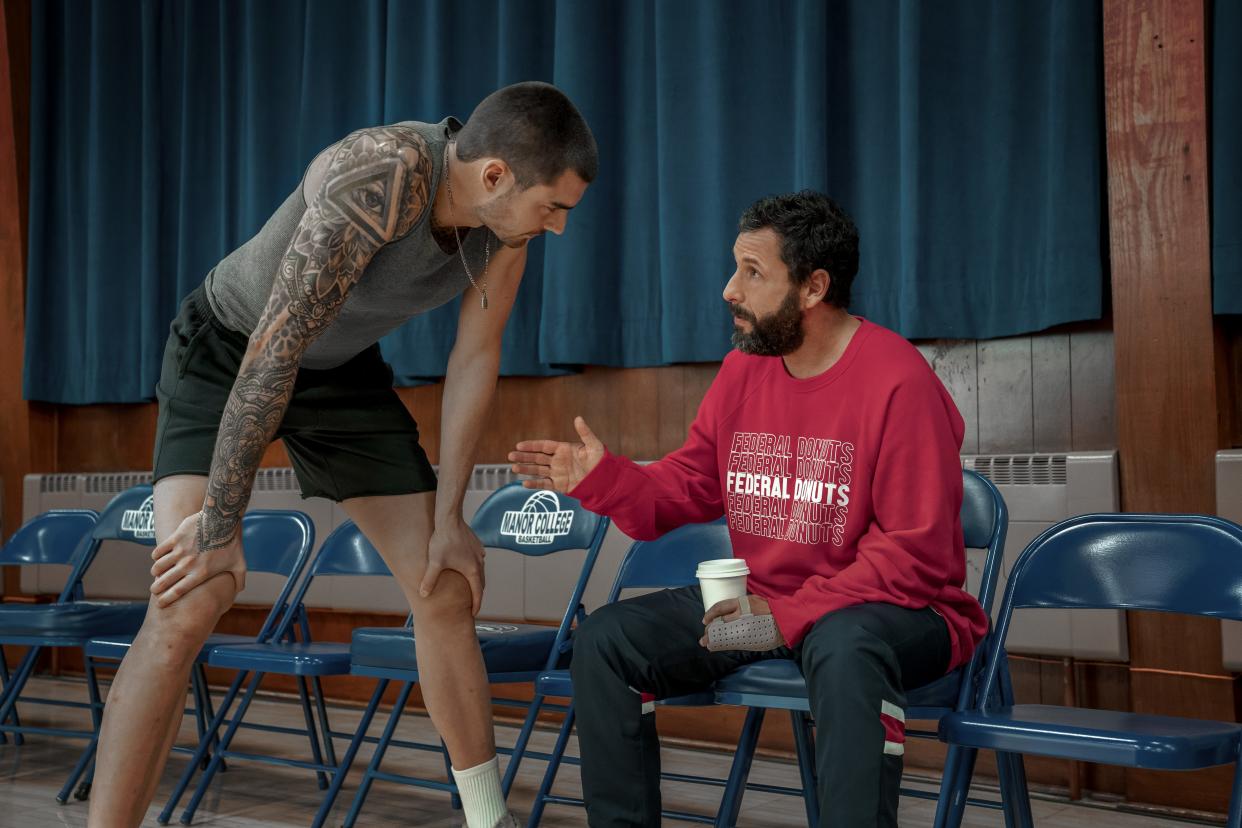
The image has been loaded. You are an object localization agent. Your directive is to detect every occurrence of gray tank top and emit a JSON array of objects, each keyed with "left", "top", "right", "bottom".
[{"left": 203, "top": 117, "right": 490, "bottom": 370}]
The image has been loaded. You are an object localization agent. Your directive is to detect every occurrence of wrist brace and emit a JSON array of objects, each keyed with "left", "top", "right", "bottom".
[{"left": 704, "top": 613, "right": 782, "bottom": 652}]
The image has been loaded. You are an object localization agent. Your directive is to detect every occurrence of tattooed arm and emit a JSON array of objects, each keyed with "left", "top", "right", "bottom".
[{"left": 149, "top": 126, "right": 434, "bottom": 607}]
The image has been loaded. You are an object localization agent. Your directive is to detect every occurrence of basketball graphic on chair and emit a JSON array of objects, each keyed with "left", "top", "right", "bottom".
[{"left": 499, "top": 491, "right": 576, "bottom": 545}]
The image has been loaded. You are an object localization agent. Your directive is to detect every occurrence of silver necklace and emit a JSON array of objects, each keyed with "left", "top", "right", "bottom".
[{"left": 443, "top": 143, "right": 490, "bottom": 310}]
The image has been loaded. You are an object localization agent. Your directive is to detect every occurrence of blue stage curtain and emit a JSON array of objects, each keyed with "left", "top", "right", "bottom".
[
  {"left": 1214, "top": 0, "right": 1242, "bottom": 313},
  {"left": 25, "top": 0, "right": 1106, "bottom": 403}
]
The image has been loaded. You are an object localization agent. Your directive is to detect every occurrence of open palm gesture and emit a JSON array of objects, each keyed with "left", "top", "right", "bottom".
[{"left": 509, "top": 416, "right": 605, "bottom": 493}]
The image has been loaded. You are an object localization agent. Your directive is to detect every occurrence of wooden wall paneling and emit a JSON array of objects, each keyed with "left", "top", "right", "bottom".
[
  {"left": 1105, "top": 0, "right": 1216, "bottom": 515},
  {"left": 1031, "top": 334, "right": 1073, "bottom": 453},
  {"left": 397, "top": 382, "right": 444, "bottom": 464},
  {"left": 680, "top": 363, "right": 718, "bottom": 446},
  {"left": 656, "top": 365, "right": 686, "bottom": 456},
  {"left": 54, "top": 403, "right": 158, "bottom": 472},
  {"left": 0, "top": 0, "right": 44, "bottom": 599},
  {"left": 1221, "top": 319, "right": 1242, "bottom": 450},
  {"left": 1103, "top": 0, "right": 1231, "bottom": 812},
  {"left": 977, "top": 337, "right": 1035, "bottom": 454},
  {"left": 564, "top": 366, "right": 624, "bottom": 458},
  {"left": 1069, "top": 329, "right": 1118, "bottom": 451},
  {"left": 918, "top": 339, "right": 980, "bottom": 455},
  {"left": 476, "top": 377, "right": 557, "bottom": 465},
  {"left": 614, "top": 367, "right": 663, "bottom": 460}
]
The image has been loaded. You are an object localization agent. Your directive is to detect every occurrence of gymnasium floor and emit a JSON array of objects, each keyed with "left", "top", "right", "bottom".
[{"left": 0, "top": 676, "right": 1202, "bottom": 827}]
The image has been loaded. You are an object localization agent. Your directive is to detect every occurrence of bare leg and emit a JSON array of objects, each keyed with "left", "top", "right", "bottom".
[
  {"left": 343, "top": 492, "right": 495, "bottom": 768},
  {"left": 88, "top": 476, "right": 239, "bottom": 828}
]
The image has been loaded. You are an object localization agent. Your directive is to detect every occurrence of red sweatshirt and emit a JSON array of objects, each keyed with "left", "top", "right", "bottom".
[{"left": 570, "top": 319, "right": 988, "bottom": 672}]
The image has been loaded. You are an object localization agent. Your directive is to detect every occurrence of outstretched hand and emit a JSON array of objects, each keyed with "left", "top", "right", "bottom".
[{"left": 509, "top": 416, "right": 606, "bottom": 493}]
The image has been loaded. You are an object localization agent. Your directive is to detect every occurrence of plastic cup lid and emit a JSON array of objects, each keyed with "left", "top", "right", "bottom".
[{"left": 695, "top": 558, "right": 749, "bottom": 578}]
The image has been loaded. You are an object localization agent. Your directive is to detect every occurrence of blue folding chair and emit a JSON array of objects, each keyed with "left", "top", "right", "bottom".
[
  {"left": 0, "top": 508, "right": 100, "bottom": 745},
  {"left": 529, "top": 518, "right": 746, "bottom": 828},
  {"left": 325, "top": 484, "right": 610, "bottom": 828},
  {"left": 706, "top": 469, "right": 1031, "bottom": 827},
  {"left": 938, "top": 513, "right": 1242, "bottom": 828},
  {"left": 160, "top": 517, "right": 391, "bottom": 825},
  {"left": 0, "top": 487, "right": 157, "bottom": 753},
  {"left": 59, "top": 507, "right": 315, "bottom": 804}
]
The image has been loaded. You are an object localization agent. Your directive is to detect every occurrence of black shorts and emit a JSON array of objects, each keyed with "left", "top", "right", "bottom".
[{"left": 152, "top": 285, "right": 437, "bottom": 502}]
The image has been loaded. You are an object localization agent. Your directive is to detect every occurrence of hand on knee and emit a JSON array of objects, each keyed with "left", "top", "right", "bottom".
[{"left": 410, "top": 568, "right": 474, "bottom": 626}]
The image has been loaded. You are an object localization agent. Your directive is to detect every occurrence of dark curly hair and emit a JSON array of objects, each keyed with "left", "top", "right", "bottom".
[
  {"left": 457, "top": 81, "right": 598, "bottom": 189},
  {"left": 738, "top": 191, "right": 860, "bottom": 309}
]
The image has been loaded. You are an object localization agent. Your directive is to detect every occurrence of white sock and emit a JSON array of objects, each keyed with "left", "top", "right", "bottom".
[{"left": 451, "top": 756, "right": 508, "bottom": 828}]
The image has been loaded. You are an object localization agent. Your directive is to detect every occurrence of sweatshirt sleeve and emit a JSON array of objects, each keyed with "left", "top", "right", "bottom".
[
  {"left": 767, "top": 373, "right": 967, "bottom": 647},
  {"left": 568, "top": 365, "right": 729, "bottom": 540}
]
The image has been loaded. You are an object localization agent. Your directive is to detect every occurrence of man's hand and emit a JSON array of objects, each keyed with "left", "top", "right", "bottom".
[
  {"left": 699, "top": 594, "right": 786, "bottom": 649},
  {"left": 419, "top": 519, "right": 486, "bottom": 616},
  {"left": 509, "top": 416, "right": 606, "bottom": 493},
  {"left": 150, "top": 511, "right": 247, "bottom": 608}
]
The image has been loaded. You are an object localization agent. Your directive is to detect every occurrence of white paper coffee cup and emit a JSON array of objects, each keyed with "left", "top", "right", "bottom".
[{"left": 696, "top": 558, "right": 750, "bottom": 613}]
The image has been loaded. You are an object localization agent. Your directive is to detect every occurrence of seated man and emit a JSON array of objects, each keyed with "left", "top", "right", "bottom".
[{"left": 509, "top": 190, "right": 988, "bottom": 827}]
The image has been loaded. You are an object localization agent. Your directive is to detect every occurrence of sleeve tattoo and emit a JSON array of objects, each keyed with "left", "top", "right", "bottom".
[{"left": 198, "top": 127, "right": 434, "bottom": 552}]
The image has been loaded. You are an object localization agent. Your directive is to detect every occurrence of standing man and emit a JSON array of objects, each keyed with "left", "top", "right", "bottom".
[
  {"left": 511, "top": 191, "right": 987, "bottom": 827},
  {"left": 89, "top": 82, "right": 596, "bottom": 828}
]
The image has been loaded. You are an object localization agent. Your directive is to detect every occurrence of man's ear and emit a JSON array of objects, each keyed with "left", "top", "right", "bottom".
[
  {"left": 803, "top": 268, "right": 831, "bottom": 309},
  {"left": 481, "top": 159, "right": 511, "bottom": 193}
]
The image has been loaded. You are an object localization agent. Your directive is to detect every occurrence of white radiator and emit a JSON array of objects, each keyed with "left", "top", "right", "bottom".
[
  {"left": 22, "top": 452, "right": 1121, "bottom": 653},
  {"left": 963, "top": 451, "right": 1125, "bottom": 660},
  {"left": 1216, "top": 451, "right": 1242, "bottom": 670},
  {"left": 20, "top": 466, "right": 637, "bottom": 623}
]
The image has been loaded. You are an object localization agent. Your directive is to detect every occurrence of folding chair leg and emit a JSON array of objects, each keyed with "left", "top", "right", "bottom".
[
  {"left": 343, "top": 681, "right": 415, "bottom": 828},
  {"left": 936, "top": 747, "right": 977, "bottom": 828},
  {"left": 295, "top": 675, "right": 331, "bottom": 790},
  {"left": 501, "top": 692, "right": 545, "bottom": 797},
  {"left": 188, "top": 668, "right": 211, "bottom": 762},
  {"left": 932, "top": 744, "right": 967, "bottom": 828},
  {"left": 996, "top": 751, "right": 1033, "bottom": 828},
  {"left": 527, "top": 703, "right": 575, "bottom": 828},
  {"left": 714, "top": 706, "right": 766, "bottom": 828},
  {"left": 191, "top": 664, "right": 224, "bottom": 771},
  {"left": 56, "top": 655, "right": 105, "bottom": 803},
  {"left": 158, "top": 669, "right": 248, "bottom": 823},
  {"left": 311, "top": 675, "right": 339, "bottom": 770},
  {"left": 310, "top": 679, "right": 389, "bottom": 828},
  {"left": 75, "top": 756, "right": 96, "bottom": 801},
  {"left": 0, "top": 646, "right": 7, "bottom": 746},
  {"left": 790, "top": 710, "right": 819, "bottom": 827},
  {"left": 0, "top": 645, "right": 21, "bottom": 745},
  {"left": 1226, "top": 757, "right": 1242, "bottom": 828},
  {"left": 994, "top": 654, "right": 1032, "bottom": 828},
  {"left": 0, "top": 646, "right": 40, "bottom": 746},
  {"left": 181, "top": 671, "right": 268, "bottom": 825}
]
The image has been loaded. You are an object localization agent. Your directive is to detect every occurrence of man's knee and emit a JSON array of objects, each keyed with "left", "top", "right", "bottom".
[
  {"left": 800, "top": 611, "right": 889, "bottom": 679},
  {"left": 409, "top": 568, "right": 473, "bottom": 627},
  {"left": 570, "top": 603, "right": 630, "bottom": 676},
  {"left": 139, "top": 576, "right": 234, "bottom": 658}
]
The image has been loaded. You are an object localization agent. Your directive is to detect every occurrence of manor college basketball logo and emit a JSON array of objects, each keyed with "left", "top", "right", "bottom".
[
  {"left": 499, "top": 491, "right": 575, "bottom": 545},
  {"left": 120, "top": 495, "right": 156, "bottom": 540}
]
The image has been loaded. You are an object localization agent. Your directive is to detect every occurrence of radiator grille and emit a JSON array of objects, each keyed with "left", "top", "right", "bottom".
[
  {"left": 254, "top": 467, "right": 300, "bottom": 492},
  {"left": 38, "top": 474, "right": 80, "bottom": 494},
  {"left": 83, "top": 472, "right": 151, "bottom": 494},
  {"left": 964, "top": 454, "right": 1068, "bottom": 485}
]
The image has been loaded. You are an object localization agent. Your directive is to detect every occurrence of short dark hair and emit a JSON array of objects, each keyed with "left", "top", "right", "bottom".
[
  {"left": 456, "top": 81, "right": 598, "bottom": 188},
  {"left": 738, "top": 191, "right": 860, "bottom": 309}
]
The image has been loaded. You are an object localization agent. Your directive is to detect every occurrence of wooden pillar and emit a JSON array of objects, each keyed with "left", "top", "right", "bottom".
[
  {"left": 1103, "top": 0, "right": 1236, "bottom": 811},
  {"left": 0, "top": 0, "right": 53, "bottom": 596}
]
